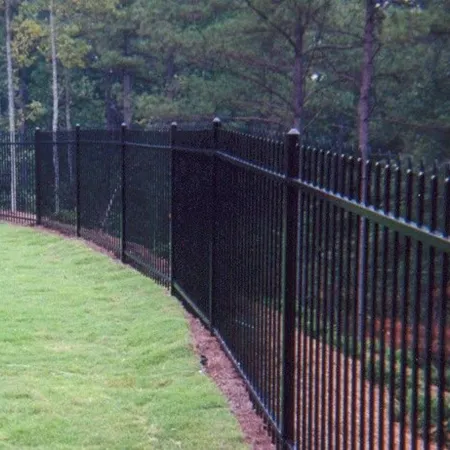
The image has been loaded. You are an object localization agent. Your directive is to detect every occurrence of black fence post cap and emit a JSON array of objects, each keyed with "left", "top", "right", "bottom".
[
  {"left": 171, "top": 122, "right": 177, "bottom": 127},
  {"left": 213, "top": 117, "right": 221, "bottom": 124},
  {"left": 288, "top": 128, "right": 300, "bottom": 136}
]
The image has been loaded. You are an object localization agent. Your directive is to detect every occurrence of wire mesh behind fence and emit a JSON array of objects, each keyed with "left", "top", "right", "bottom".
[
  {"left": 123, "top": 129, "right": 171, "bottom": 284},
  {"left": 78, "top": 129, "right": 122, "bottom": 254}
]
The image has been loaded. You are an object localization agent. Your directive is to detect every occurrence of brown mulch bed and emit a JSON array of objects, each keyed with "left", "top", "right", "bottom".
[{"left": 187, "top": 314, "right": 275, "bottom": 450}]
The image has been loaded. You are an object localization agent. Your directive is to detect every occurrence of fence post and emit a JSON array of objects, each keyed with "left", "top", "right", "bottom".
[
  {"left": 34, "top": 127, "right": 42, "bottom": 226},
  {"left": 120, "top": 123, "right": 127, "bottom": 263},
  {"left": 170, "top": 121, "right": 177, "bottom": 294},
  {"left": 75, "top": 124, "right": 81, "bottom": 237},
  {"left": 209, "top": 117, "right": 221, "bottom": 330},
  {"left": 282, "top": 127, "right": 300, "bottom": 449}
]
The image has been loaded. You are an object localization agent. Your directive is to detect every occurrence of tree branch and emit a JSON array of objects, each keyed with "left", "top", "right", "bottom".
[
  {"left": 224, "top": 66, "right": 294, "bottom": 111},
  {"left": 243, "top": 0, "right": 298, "bottom": 50}
]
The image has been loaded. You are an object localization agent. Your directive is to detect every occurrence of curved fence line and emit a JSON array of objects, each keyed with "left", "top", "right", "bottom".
[{"left": 0, "top": 123, "right": 449, "bottom": 450}]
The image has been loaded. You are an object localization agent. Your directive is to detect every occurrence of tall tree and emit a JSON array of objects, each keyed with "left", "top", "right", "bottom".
[
  {"left": 357, "top": 0, "right": 376, "bottom": 341},
  {"left": 83, "top": 0, "right": 149, "bottom": 126},
  {"left": 49, "top": 0, "right": 59, "bottom": 213},
  {"left": 5, "top": 0, "right": 17, "bottom": 212},
  {"left": 193, "top": 0, "right": 342, "bottom": 133},
  {"left": 11, "top": 7, "right": 46, "bottom": 130}
]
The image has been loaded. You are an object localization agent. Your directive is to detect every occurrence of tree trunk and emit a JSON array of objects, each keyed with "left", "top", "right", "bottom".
[
  {"left": 6, "top": 0, "right": 17, "bottom": 213},
  {"left": 293, "top": 16, "right": 304, "bottom": 135},
  {"left": 123, "top": 71, "right": 132, "bottom": 126},
  {"left": 65, "top": 70, "right": 71, "bottom": 132},
  {"left": 357, "top": 0, "right": 376, "bottom": 341},
  {"left": 50, "top": 0, "right": 60, "bottom": 214},
  {"left": 166, "top": 50, "right": 175, "bottom": 101},
  {"left": 105, "top": 71, "right": 113, "bottom": 130},
  {"left": 358, "top": 0, "right": 375, "bottom": 160},
  {"left": 18, "top": 69, "right": 27, "bottom": 134}
]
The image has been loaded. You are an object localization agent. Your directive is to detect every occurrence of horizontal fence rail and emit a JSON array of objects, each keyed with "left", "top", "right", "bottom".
[{"left": 0, "top": 123, "right": 448, "bottom": 450}]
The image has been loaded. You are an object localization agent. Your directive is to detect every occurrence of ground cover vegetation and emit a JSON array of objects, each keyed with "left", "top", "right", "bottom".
[
  {"left": 0, "top": 223, "right": 247, "bottom": 449},
  {"left": 0, "top": 0, "right": 448, "bottom": 161}
]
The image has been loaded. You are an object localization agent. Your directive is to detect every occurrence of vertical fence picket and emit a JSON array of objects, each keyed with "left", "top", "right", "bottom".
[
  {"left": 75, "top": 124, "right": 81, "bottom": 237},
  {"left": 35, "top": 127, "right": 42, "bottom": 225},
  {"left": 399, "top": 160, "right": 413, "bottom": 449},
  {"left": 120, "top": 123, "right": 127, "bottom": 263},
  {"left": 388, "top": 161, "right": 401, "bottom": 449},
  {"left": 436, "top": 166, "right": 449, "bottom": 449},
  {"left": 411, "top": 162, "right": 425, "bottom": 450},
  {"left": 360, "top": 157, "right": 371, "bottom": 449},
  {"left": 170, "top": 121, "right": 177, "bottom": 294},
  {"left": 209, "top": 118, "right": 221, "bottom": 330},
  {"left": 423, "top": 163, "right": 438, "bottom": 450},
  {"left": 281, "top": 128, "right": 300, "bottom": 449}
]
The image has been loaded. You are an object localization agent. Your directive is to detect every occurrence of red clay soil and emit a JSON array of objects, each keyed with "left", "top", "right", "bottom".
[
  {"left": 373, "top": 316, "right": 450, "bottom": 358},
  {"left": 187, "top": 314, "right": 276, "bottom": 450}
]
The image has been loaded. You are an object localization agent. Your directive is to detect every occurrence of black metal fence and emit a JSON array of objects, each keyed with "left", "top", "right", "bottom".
[
  {"left": 0, "top": 123, "right": 449, "bottom": 450},
  {"left": 0, "top": 131, "right": 36, "bottom": 224}
]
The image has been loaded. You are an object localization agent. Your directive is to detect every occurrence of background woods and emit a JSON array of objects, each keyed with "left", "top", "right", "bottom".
[{"left": 0, "top": 0, "right": 449, "bottom": 161}]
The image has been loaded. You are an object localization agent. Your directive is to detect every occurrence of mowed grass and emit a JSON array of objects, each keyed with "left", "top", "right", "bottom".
[{"left": 0, "top": 224, "right": 247, "bottom": 450}]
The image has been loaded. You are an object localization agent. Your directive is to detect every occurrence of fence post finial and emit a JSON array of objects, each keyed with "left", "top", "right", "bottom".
[
  {"left": 213, "top": 117, "right": 221, "bottom": 150},
  {"left": 170, "top": 122, "right": 177, "bottom": 148}
]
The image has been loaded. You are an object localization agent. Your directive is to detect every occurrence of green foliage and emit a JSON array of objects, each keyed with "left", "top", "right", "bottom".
[{"left": 0, "top": 0, "right": 448, "bottom": 159}]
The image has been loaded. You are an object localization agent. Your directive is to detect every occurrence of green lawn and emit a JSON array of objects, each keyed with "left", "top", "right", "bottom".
[{"left": 0, "top": 224, "right": 247, "bottom": 450}]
